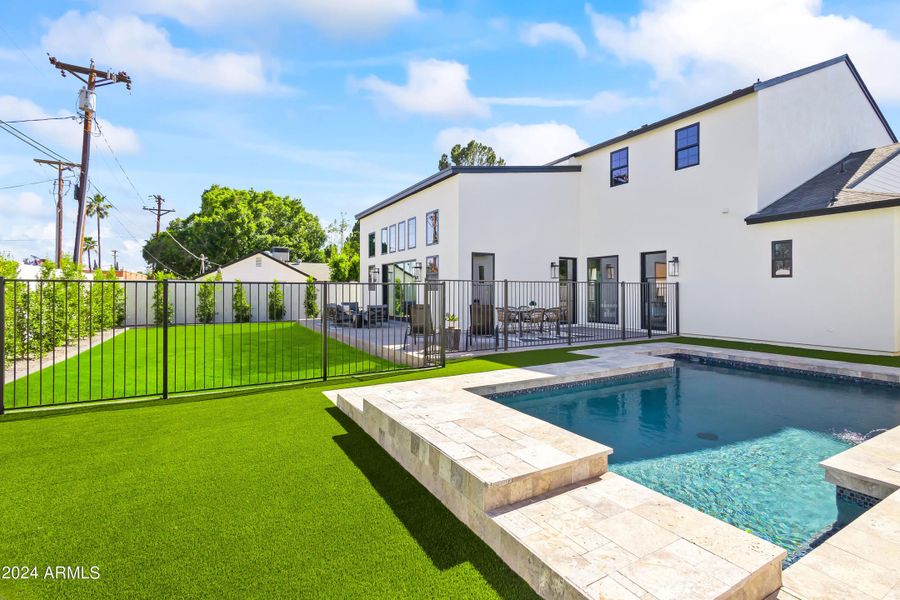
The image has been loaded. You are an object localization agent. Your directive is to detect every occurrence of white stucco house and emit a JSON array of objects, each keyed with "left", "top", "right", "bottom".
[
  {"left": 203, "top": 248, "right": 329, "bottom": 283},
  {"left": 357, "top": 55, "right": 900, "bottom": 354}
]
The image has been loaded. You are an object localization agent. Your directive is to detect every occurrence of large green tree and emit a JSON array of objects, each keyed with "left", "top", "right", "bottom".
[
  {"left": 327, "top": 220, "right": 360, "bottom": 282},
  {"left": 438, "top": 140, "right": 506, "bottom": 170},
  {"left": 142, "top": 186, "right": 326, "bottom": 277}
]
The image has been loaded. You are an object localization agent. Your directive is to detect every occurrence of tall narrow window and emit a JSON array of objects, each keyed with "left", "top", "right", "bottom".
[
  {"left": 407, "top": 217, "right": 417, "bottom": 249},
  {"left": 398, "top": 221, "right": 406, "bottom": 251},
  {"left": 610, "top": 148, "right": 629, "bottom": 186},
  {"left": 426, "top": 210, "right": 439, "bottom": 245},
  {"left": 381, "top": 227, "right": 388, "bottom": 254},
  {"left": 772, "top": 240, "right": 792, "bottom": 277},
  {"left": 367, "top": 232, "right": 375, "bottom": 258},
  {"left": 389, "top": 224, "right": 397, "bottom": 253},
  {"left": 675, "top": 123, "right": 700, "bottom": 170},
  {"left": 425, "top": 255, "right": 439, "bottom": 280}
]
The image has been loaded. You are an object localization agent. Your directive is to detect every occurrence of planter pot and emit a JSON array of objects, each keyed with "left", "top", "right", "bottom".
[{"left": 444, "top": 328, "right": 461, "bottom": 351}]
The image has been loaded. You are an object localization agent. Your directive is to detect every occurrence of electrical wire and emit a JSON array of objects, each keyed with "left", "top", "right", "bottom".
[
  {"left": 0, "top": 178, "right": 57, "bottom": 190},
  {"left": 92, "top": 117, "right": 145, "bottom": 207},
  {"left": 4, "top": 115, "right": 79, "bottom": 124},
  {"left": 0, "top": 119, "right": 73, "bottom": 163}
]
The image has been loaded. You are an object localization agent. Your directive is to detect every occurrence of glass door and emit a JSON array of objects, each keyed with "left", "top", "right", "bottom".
[
  {"left": 558, "top": 257, "right": 577, "bottom": 324},
  {"left": 640, "top": 251, "right": 667, "bottom": 331},
  {"left": 588, "top": 256, "right": 618, "bottom": 324},
  {"left": 383, "top": 260, "right": 418, "bottom": 319}
]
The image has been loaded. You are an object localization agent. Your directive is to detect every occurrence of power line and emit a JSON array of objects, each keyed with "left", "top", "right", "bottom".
[
  {"left": 3, "top": 115, "right": 79, "bottom": 124},
  {"left": 0, "top": 178, "right": 58, "bottom": 190},
  {"left": 93, "top": 117, "right": 145, "bottom": 206},
  {"left": 0, "top": 119, "right": 72, "bottom": 163}
]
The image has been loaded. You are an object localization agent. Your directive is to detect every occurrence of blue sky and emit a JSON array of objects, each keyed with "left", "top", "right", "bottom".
[{"left": 1, "top": 0, "right": 899, "bottom": 271}]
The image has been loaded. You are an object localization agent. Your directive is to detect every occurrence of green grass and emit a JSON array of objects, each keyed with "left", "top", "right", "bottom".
[
  {"left": 0, "top": 337, "right": 894, "bottom": 599},
  {"left": 674, "top": 336, "right": 900, "bottom": 368},
  {"left": 3, "top": 323, "right": 395, "bottom": 409}
]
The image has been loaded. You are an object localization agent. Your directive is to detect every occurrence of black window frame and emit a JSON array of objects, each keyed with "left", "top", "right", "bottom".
[
  {"left": 610, "top": 147, "right": 629, "bottom": 187},
  {"left": 425, "top": 209, "right": 439, "bottom": 246},
  {"left": 674, "top": 122, "right": 700, "bottom": 170},
  {"left": 425, "top": 255, "right": 439, "bottom": 280},
  {"left": 380, "top": 227, "right": 388, "bottom": 255},
  {"left": 389, "top": 223, "right": 397, "bottom": 253},
  {"left": 407, "top": 217, "right": 417, "bottom": 249},
  {"left": 771, "top": 240, "right": 792, "bottom": 278},
  {"left": 398, "top": 221, "right": 405, "bottom": 251},
  {"left": 367, "top": 232, "right": 375, "bottom": 258}
]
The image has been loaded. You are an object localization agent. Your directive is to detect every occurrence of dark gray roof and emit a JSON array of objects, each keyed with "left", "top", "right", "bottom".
[
  {"left": 746, "top": 144, "right": 900, "bottom": 224},
  {"left": 354, "top": 165, "right": 581, "bottom": 220},
  {"left": 547, "top": 55, "right": 895, "bottom": 165}
]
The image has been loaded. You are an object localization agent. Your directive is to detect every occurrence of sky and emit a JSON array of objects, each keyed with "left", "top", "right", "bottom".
[{"left": 1, "top": 0, "right": 899, "bottom": 272}]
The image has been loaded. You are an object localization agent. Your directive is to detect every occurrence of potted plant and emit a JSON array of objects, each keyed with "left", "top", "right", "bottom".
[{"left": 444, "top": 313, "right": 461, "bottom": 351}]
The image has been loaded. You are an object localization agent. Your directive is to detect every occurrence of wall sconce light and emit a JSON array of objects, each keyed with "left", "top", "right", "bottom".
[
  {"left": 668, "top": 256, "right": 680, "bottom": 277},
  {"left": 413, "top": 262, "right": 423, "bottom": 280},
  {"left": 605, "top": 264, "right": 615, "bottom": 280},
  {"left": 368, "top": 265, "right": 380, "bottom": 283},
  {"left": 550, "top": 261, "right": 559, "bottom": 279}
]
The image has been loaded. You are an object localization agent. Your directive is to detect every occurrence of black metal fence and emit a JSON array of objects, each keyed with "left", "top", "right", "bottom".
[{"left": 1, "top": 276, "right": 676, "bottom": 411}]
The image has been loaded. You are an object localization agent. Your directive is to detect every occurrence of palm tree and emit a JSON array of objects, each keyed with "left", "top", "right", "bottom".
[
  {"left": 83, "top": 236, "right": 97, "bottom": 270},
  {"left": 86, "top": 193, "right": 112, "bottom": 269}
]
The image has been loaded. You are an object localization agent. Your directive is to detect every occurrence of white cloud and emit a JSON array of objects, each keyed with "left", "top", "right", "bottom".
[
  {"left": 0, "top": 191, "right": 51, "bottom": 218},
  {"left": 0, "top": 95, "right": 140, "bottom": 154},
  {"left": 435, "top": 122, "right": 587, "bottom": 165},
  {"left": 355, "top": 59, "right": 489, "bottom": 118},
  {"left": 42, "top": 11, "right": 277, "bottom": 94},
  {"left": 586, "top": 0, "right": 900, "bottom": 103},
  {"left": 520, "top": 22, "right": 587, "bottom": 57},
  {"left": 481, "top": 91, "right": 652, "bottom": 111},
  {"left": 120, "top": 0, "right": 418, "bottom": 37}
]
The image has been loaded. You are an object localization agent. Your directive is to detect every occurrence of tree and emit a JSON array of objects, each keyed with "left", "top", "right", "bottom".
[
  {"left": 327, "top": 220, "right": 360, "bottom": 282},
  {"left": 152, "top": 272, "right": 175, "bottom": 325},
  {"left": 142, "top": 186, "right": 327, "bottom": 277},
  {"left": 326, "top": 212, "right": 351, "bottom": 249},
  {"left": 83, "top": 237, "right": 97, "bottom": 269},
  {"left": 438, "top": 140, "right": 506, "bottom": 170},
  {"left": 197, "top": 272, "right": 221, "bottom": 324},
  {"left": 232, "top": 280, "right": 252, "bottom": 323},
  {"left": 267, "top": 279, "right": 285, "bottom": 321},
  {"left": 86, "top": 193, "right": 112, "bottom": 269},
  {"left": 304, "top": 276, "right": 319, "bottom": 318}
]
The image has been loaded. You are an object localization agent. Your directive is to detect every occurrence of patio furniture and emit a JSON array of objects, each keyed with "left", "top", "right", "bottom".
[
  {"left": 543, "top": 307, "right": 561, "bottom": 336},
  {"left": 496, "top": 307, "right": 521, "bottom": 336},
  {"left": 524, "top": 307, "right": 546, "bottom": 333},
  {"left": 403, "top": 304, "right": 435, "bottom": 349},
  {"left": 325, "top": 303, "right": 345, "bottom": 326},
  {"left": 365, "top": 304, "right": 387, "bottom": 328},
  {"left": 466, "top": 304, "right": 496, "bottom": 350}
]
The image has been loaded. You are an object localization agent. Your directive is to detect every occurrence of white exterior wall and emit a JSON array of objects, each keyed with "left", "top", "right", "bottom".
[
  {"left": 756, "top": 61, "right": 894, "bottom": 209},
  {"left": 458, "top": 172, "right": 581, "bottom": 281}
]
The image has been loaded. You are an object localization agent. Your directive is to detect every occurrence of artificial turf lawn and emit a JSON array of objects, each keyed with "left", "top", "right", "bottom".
[
  {"left": 0, "top": 338, "right": 894, "bottom": 599},
  {"left": 3, "top": 322, "right": 395, "bottom": 409}
]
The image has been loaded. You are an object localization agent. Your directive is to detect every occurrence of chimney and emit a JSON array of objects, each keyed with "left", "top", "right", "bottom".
[{"left": 270, "top": 247, "right": 290, "bottom": 262}]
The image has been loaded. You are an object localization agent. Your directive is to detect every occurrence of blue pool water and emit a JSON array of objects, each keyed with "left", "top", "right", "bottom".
[{"left": 493, "top": 360, "right": 900, "bottom": 563}]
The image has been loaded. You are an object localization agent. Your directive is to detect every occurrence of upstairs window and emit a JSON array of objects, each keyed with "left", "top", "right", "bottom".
[
  {"left": 426, "top": 209, "right": 439, "bottom": 246},
  {"left": 675, "top": 123, "right": 700, "bottom": 170},
  {"left": 407, "top": 217, "right": 417, "bottom": 249},
  {"left": 389, "top": 224, "right": 397, "bottom": 253},
  {"left": 367, "top": 232, "right": 375, "bottom": 258},
  {"left": 610, "top": 148, "right": 629, "bottom": 187},
  {"left": 772, "top": 240, "right": 792, "bottom": 278},
  {"left": 380, "top": 227, "right": 388, "bottom": 254}
]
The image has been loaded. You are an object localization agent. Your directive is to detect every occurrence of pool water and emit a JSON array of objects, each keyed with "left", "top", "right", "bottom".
[{"left": 493, "top": 360, "right": 900, "bottom": 563}]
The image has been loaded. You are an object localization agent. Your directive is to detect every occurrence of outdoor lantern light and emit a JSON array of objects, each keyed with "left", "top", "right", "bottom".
[
  {"left": 668, "top": 256, "right": 680, "bottom": 277},
  {"left": 368, "top": 265, "right": 380, "bottom": 283},
  {"left": 606, "top": 264, "right": 615, "bottom": 280},
  {"left": 413, "top": 261, "right": 423, "bottom": 280},
  {"left": 550, "top": 261, "right": 559, "bottom": 279}
]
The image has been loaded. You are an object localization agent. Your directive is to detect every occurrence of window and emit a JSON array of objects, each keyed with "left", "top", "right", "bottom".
[
  {"left": 389, "top": 224, "right": 397, "bottom": 253},
  {"left": 367, "top": 232, "right": 375, "bottom": 258},
  {"left": 398, "top": 221, "right": 406, "bottom": 251},
  {"left": 426, "top": 210, "right": 439, "bottom": 246},
  {"left": 675, "top": 123, "right": 700, "bottom": 170},
  {"left": 407, "top": 217, "right": 416, "bottom": 248},
  {"left": 380, "top": 228, "right": 388, "bottom": 254},
  {"left": 425, "top": 255, "right": 439, "bottom": 280},
  {"left": 610, "top": 148, "right": 629, "bottom": 186},
  {"left": 772, "top": 240, "right": 792, "bottom": 278}
]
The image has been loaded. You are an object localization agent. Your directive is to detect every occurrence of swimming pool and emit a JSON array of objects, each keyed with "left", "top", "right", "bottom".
[{"left": 490, "top": 358, "right": 900, "bottom": 564}]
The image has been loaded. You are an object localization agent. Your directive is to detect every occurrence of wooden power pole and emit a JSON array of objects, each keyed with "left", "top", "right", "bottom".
[
  {"left": 48, "top": 56, "right": 131, "bottom": 266},
  {"left": 34, "top": 158, "right": 79, "bottom": 266},
  {"left": 111, "top": 249, "right": 119, "bottom": 271},
  {"left": 144, "top": 194, "right": 175, "bottom": 235}
]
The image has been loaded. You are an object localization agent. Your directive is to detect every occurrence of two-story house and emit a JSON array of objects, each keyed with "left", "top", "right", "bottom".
[{"left": 357, "top": 55, "right": 900, "bottom": 354}]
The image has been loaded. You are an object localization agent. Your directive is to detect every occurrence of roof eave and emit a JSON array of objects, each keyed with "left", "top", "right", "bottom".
[{"left": 745, "top": 197, "right": 900, "bottom": 224}]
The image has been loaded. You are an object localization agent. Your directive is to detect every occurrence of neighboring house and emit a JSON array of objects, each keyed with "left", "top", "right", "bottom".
[
  {"left": 203, "top": 248, "right": 329, "bottom": 283},
  {"left": 357, "top": 55, "right": 900, "bottom": 354}
]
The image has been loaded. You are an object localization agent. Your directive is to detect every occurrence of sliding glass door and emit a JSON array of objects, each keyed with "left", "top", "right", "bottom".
[{"left": 587, "top": 256, "right": 618, "bottom": 324}]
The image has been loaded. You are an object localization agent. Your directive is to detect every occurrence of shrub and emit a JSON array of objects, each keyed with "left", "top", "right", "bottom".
[
  {"left": 197, "top": 272, "right": 221, "bottom": 324},
  {"left": 267, "top": 279, "right": 285, "bottom": 321},
  {"left": 304, "top": 276, "right": 319, "bottom": 318},
  {"left": 152, "top": 272, "right": 175, "bottom": 325},
  {"left": 232, "top": 280, "right": 252, "bottom": 323}
]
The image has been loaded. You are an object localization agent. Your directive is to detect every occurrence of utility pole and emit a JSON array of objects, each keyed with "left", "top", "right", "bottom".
[
  {"left": 48, "top": 56, "right": 131, "bottom": 266},
  {"left": 144, "top": 194, "right": 174, "bottom": 236},
  {"left": 111, "top": 249, "right": 119, "bottom": 271},
  {"left": 33, "top": 158, "right": 79, "bottom": 266}
]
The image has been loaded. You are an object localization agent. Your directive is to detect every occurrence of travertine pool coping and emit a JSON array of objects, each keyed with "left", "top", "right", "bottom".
[{"left": 324, "top": 343, "right": 900, "bottom": 599}]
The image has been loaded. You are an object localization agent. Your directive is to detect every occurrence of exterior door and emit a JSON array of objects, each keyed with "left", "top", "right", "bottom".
[
  {"left": 558, "top": 257, "right": 577, "bottom": 324},
  {"left": 588, "top": 256, "right": 618, "bottom": 324},
  {"left": 471, "top": 253, "right": 495, "bottom": 305},
  {"left": 640, "top": 251, "right": 667, "bottom": 330}
]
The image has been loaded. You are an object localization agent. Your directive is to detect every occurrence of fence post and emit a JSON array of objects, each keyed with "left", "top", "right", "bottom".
[
  {"left": 0, "top": 276, "right": 5, "bottom": 415},
  {"left": 440, "top": 282, "right": 446, "bottom": 367},
  {"left": 646, "top": 282, "right": 652, "bottom": 339},
  {"left": 502, "top": 279, "right": 509, "bottom": 351},
  {"left": 675, "top": 282, "right": 680, "bottom": 336},
  {"left": 321, "top": 282, "right": 328, "bottom": 381},
  {"left": 162, "top": 280, "right": 169, "bottom": 399},
  {"left": 567, "top": 281, "right": 573, "bottom": 345},
  {"left": 620, "top": 282, "right": 626, "bottom": 341}
]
